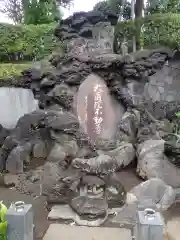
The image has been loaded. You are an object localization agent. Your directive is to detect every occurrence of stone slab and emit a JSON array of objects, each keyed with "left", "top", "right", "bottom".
[
  {"left": 110, "top": 204, "right": 137, "bottom": 226},
  {"left": 48, "top": 204, "right": 118, "bottom": 227},
  {"left": 166, "top": 217, "right": 180, "bottom": 240},
  {"left": 48, "top": 205, "right": 74, "bottom": 220},
  {"left": 43, "top": 224, "right": 132, "bottom": 240}
]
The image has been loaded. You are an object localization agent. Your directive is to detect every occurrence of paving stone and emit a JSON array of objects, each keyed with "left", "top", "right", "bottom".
[
  {"left": 48, "top": 204, "right": 109, "bottom": 227},
  {"left": 43, "top": 224, "right": 132, "bottom": 240},
  {"left": 166, "top": 217, "right": 180, "bottom": 240},
  {"left": 110, "top": 203, "right": 137, "bottom": 226},
  {"left": 48, "top": 205, "right": 75, "bottom": 220}
]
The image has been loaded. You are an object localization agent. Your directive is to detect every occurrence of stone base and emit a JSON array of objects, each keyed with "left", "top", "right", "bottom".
[
  {"left": 48, "top": 204, "right": 109, "bottom": 227},
  {"left": 43, "top": 224, "right": 131, "bottom": 240}
]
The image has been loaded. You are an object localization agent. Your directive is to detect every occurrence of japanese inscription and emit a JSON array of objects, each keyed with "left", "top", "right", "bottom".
[
  {"left": 93, "top": 84, "right": 103, "bottom": 135},
  {"left": 75, "top": 73, "right": 117, "bottom": 141}
]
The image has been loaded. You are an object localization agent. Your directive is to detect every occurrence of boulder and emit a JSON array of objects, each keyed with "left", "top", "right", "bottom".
[
  {"left": 137, "top": 119, "right": 173, "bottom": 144},
  {"left": 50, "top": 132, "right": 79, "bottom": 158},
  {"left": 6, "top": 142, "right": 32, "bottom": 173},
  {"left": 92, "top": 138, "right": 117, "bottom": 151},
  {"left": 0, "top": 148, "right": 9, "bottom": 171},
  {"left": 63, "top": 140, "right": 79, "bottom": 158},
  {"left": 41, "top": 162, "right": 83, "bottom": 204},
  {"left": 50, "top": 131, "right": 74, "bottom": 143},
  {"left": 0, "top": 125, "right": 9, "bottom": 147},
  {"left": 116, "top": 109, "right": 140, "bottom": 143},
  {"left": 164, "top": 138, "right": 180, "bottom": 167},
  {"left": 76, "top": 146, "right": 97, "bottom": 159},
  {"left": 72, "top": 142, "right": 135, "bottom": 175},
  {"left": 79, "top": 23, "right": 93, "bottom": 38},
  {"left": 11, "top": 110, "right": 50, "bottom": 143},
  {"left": 47, "top": 143, "right": 66, "bottom": 163},
  {"left": 118, "top": 80, "right": 145, "bottom": 108},
  {"left": 41, "top": 162, "right": 66, "bottom": 203},
  {"left": 137, "top": 139, "right": 180, "bottom": 188},
  {"left": 40, "top": 77, "right": 56, "bottom": 88},
  {"left": 3, "top": 136, "right": 20, "bottom": 151},
  {"left": 22, "top": 68, "right": 42, "bottom": 82},
  {"left": 48, "top": 84, "right": 74, "bottom": 110},
  {"left": 72, "top": 154, "right": 116, "bottom": 175},
  {"left": 3, "top": 173, "right": 19, "bottom": 187},
  {"left": 70, "top": 196, "right": 108, "bottom": 219},
  {"left": 129, "top": 178, "right": 175, "bottom": 211},
  {"left": 97, "top": 142, "right": 135, "bottom": 168},
  {"left": 33, "top": 140, "right": 48, "bottom": 159},
  {"left": 104, "top": 173, "right": 126, "bottom": 208},
  {"left": 46, "top": 111, "right": 79, "bottom": 134}
]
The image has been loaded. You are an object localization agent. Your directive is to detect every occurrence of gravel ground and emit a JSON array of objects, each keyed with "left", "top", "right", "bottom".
[{"left": 0, "top": 168, "right": 179, "bottom": 240}]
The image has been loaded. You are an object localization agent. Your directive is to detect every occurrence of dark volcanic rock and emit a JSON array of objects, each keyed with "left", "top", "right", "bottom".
[
  {"left": 46, "top": 111, "right": 79, "bottom": 134},
  {"left": 79, "top": 23, "right": 93, "bottom": 38},
  {"left": 164, "top": 141, "right": 180, "bottom": 167},
  {"left": 71, "top": 17, "right": 87, "bottom": 29},
  {"left": 6, "top": 142, "right": 32, "bottom": 173},
  {"left": 48, "top": 83, "right": 74, "bottom": 110},
  {"left": 0, "top": 125, "right": 10, "bottom": 147},
  {"left": 0, "top": 9, "right": 178, "bottom": 225},
  {"left": 0, "top": 110, "right": 52, "bottom": 171},
  {"left": 0, "top": 148, "right": 9, "bottom": 171},
  {"left": 70, "top": 196, "right": 108, "bottom": 219},
  {"left": 40, "top": 77, "right": 56, "bottom": 88},
  {"left": 137, "top": 119, "right": 173, "bottom": 144},
  {"left": 104, "top": 173, "right": 126, "bottom": 207},
  {"left": 137, "top": 139, "right": 180, "bottom": 188},
  {"left": 22, "top": 68, "right": 42, "bottom": 82},
  {"left": 33, "top": 140, "right": 49, "bottom": 159},
  {"left": 42, "top": 162, "right": 84, "bottom": 204},
  {"left": 117, "top": 109, "right": 140, "bottom": 143},
  {"left": 72, "top": 142, "right": 135, "bottom": 175},
  {"left": 55, "top": 11, "right": 118, "bottom": 42}
]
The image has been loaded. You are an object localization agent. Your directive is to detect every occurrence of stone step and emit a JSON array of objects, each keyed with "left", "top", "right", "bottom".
[{"left": 43, "top": 224, "right": 132, "bottom": 240}]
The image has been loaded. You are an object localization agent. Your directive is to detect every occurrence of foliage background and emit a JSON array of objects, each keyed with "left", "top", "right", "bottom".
[
  {"left": 115, "top": 13, "right": 180, "bottom": 52},
  {"left": 1, "top": 13, "right": 180, "bottom": 78},
  {"left": 0, "top": 22, "right": 61, "bottom": 62}
]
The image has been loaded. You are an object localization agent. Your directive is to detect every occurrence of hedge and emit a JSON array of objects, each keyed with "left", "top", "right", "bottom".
[
  {"left": 0, "top": 63, "right": 32, "bottom": 79},
  {"left": 0, "top": 23, "right": 62, "bottom": 62},
  {"left": 115, "top": 13, "right": 180, "bottom": 52}
]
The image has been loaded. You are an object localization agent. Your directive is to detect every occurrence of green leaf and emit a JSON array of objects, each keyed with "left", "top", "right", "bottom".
[
  {"left": 0, "top": 202, "right": 7, "bottom": 222},
  {"left": 0, "top": 221, "right": 8, "bottom": 240},
  {"left": 175, "top": 112, "right": 180, "bottom": 117}
]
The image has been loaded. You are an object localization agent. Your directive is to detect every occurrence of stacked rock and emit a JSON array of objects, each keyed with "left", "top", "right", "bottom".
[{"left": 0, "top": 10, "right": 178, "bottom": 226}]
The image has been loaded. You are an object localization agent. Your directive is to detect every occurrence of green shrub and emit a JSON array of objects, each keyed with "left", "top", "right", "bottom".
[
  {"left": 115, "top": 13, "right": 180, "bottom": 52},
  {"left": 0, "top": 23, "right": 62, "bottom": 62},
  {"left": 0, "top": 63, "right": 32, "bottom": 79}
]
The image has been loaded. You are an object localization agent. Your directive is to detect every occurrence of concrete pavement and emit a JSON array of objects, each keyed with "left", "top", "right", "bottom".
[{"left": 43, "top": 224, "right": 132, "bottom": 240}]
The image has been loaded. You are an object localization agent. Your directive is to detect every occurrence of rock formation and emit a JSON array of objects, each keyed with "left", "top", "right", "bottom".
[{"left": 0, "top": 10, "right": 179, "bottom": 225}]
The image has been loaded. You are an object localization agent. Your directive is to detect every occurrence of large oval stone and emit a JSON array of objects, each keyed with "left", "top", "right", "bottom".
[{"left": 75, "top": 73, "right": 124, "bottom": 141}]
